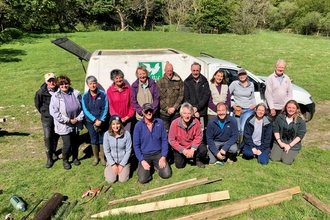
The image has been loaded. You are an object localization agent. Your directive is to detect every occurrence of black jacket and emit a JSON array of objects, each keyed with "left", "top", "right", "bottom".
[
  {"left": 184, "top": 74, "right": 210, "bottom": 116},
  {"left": 34, "top": 83, "right": 57, "bottom": 119}
]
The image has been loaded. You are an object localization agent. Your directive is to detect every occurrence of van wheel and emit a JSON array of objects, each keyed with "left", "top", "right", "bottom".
[{"left": 300, "top": 105, "right": 311, "bottom": 122}]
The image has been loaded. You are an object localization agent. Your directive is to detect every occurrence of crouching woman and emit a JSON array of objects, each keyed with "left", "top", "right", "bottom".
[
  {"left": 242, "top": 103, "right": 272, "bottom": 165},
  {"left": 103, "top": 115, "right": 132, "bottom": 183},
  {"left": 270, "top": 100, "right": 307, "bottom": 165}
]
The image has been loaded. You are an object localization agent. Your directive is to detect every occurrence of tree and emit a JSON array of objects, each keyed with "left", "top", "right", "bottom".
[
  {"left": 231, "top": 0, "right": 271, "bottom": 34},
  {"left": 294, "top": 11, "right": 322, "bottom": 35},
  {"left": 319, "top": 12, "right": 330, "bottom": 36},
  {"left": 162, "top": 0, "right": 193, "bottom": 30}
]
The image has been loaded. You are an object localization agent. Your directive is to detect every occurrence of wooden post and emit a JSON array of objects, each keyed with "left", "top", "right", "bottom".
[
  {"left": 92, "top": 190, "right": 230, "bottom": 218},
  {"left": 174, "top": 186, "right": 300, "bottom": 220},
  {"left": 141, "top": 178, "right": 197, "bottom": 194},
  {"left": 303, "top": 192, "right": 330, "bottom": 214}
]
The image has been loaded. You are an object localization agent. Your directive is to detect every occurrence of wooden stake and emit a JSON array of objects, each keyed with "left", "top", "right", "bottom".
[
  {"left": 141, "top": 178, "right": 197, "bottom": 194},
  {"left": 303, "top": 192, "right": 330, "bottom": 214},
  {"left": 174, "top": 186, "right": 300, "bottom": 220},
  {"left": 108, "top": 178, "right": 222, "bottom": 205},
  {"left": 92, "top": 190, "right": 230, "bottom": 218}
]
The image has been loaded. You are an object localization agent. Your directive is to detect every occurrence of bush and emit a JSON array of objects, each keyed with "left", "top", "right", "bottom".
[{"left": 0, "top": 28, "right": 23, "bottom": 43}]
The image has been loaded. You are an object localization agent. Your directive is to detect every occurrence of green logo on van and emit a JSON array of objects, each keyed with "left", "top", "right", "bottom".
[{"left": 138, "top": 62, "right": 163, "bottom": 82}]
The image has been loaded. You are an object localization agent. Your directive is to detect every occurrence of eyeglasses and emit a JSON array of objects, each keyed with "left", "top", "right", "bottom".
[{"left": 144, "top": 109, "right": 153, "bottom": 114}]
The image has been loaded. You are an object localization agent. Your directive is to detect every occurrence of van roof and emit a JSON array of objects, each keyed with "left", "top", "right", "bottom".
[{"left": 93, "top": 48, "right": 184, "bottom": 56}]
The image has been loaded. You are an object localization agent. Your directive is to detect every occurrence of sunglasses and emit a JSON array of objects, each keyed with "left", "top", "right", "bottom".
[{"left": 144, "top": 109, "right": 153, "bottom": 114}]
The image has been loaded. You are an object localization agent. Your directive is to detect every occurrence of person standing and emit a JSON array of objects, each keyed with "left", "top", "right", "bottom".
[
  {"left": 206, "top": 102, "right": 239, "bottom": 165},
  {"left": 107, "top": 69, "right": 135, "bottom": 132},
  {"left": 82, "top": 76, "right": 109, "bottom": 166},
  {"left": 208, "top": 68, "right": 230, "bottom": 121},
  {"left": 270, "top": 100, "right": 306, "bottom": 165},
  {"left": 184, "top": 62, "right": 210, "bottom": 131},
  {"left": 34, "top": 73, "right": 59, "bottom": 168},
  {"left": 49, "top": 76, "right": 84, "bottom": 170},
  {"left": 241, "top": 103, "right": 272, "bottom": 165},
  {"left": 229, "top": 68, "right": 256, "bottom": 145},
  {"left": 157, "top": 63, "right": 184, "bottom": 131},
  {"left": 131, "top": 66, "right": 160, "bottom": 120},
  {"left": 168, "top": 102, "right": 207, "bottom": 169},
  {"left": 265, "top": 59, "right": 292, "bottom": 120},
  {"left": 133, "top": 103, "right": 172, "bottom": 184},
  {"left": 103, "top": 115, "right": 132, "bottom": 183}
]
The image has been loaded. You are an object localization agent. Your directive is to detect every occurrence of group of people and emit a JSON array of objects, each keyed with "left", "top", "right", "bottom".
[{"left": 34, "top": 59, "right": 307, "bottom": 184}]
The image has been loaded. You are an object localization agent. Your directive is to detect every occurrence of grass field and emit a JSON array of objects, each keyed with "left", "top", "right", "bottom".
[{"left": 0, "top": 31, "right": 330, "bottom": 220}]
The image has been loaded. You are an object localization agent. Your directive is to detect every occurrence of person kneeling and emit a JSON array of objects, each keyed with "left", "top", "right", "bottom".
[
  {"left": 242, "top": 103, "right": 272, "bottom": 165},
  {"left": 169, "top": 102, "right": 207, "bottom": 169}
]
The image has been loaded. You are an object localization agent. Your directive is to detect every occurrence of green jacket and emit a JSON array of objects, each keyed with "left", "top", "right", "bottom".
[
  {"left": 273, "top": 114, "right": 306, "bottom": 151},
  {"left": 156, "top": 72, "right": 184, "bottom": 116}
]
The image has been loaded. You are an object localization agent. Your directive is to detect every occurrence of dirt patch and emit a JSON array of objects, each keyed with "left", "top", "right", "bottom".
[{"left": 304, "top": 101, "right": 330, "bottom": 150}]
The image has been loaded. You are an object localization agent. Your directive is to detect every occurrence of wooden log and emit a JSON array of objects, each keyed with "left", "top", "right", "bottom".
[
  {"left": 92, "top": 190, "right": 230, "bottom": 218},
  {"left": 141, "top": 178, "right": 197, "bottom": 194},
  {"left": 303, "top": 192, "right": 330, "bottom": 214},
  {"left": 174, "top": 186, "right": 300, "bottom": 220}
]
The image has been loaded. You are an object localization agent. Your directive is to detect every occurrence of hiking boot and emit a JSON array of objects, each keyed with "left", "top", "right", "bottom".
[
  {"left": 196, "top": 160, "right": 205, "bottom": 168},
  {"left": 73, "top": 158, "right": 81, "bottom": 166},
  {"left": 62, "top": 153, "right": 71, "bottom": 170},
  {"left": 46, "top": 155, "right": 54, "bottom": 169}
]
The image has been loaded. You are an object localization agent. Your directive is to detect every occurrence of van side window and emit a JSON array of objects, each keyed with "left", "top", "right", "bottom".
[{"left": 224, "top": 69, "right": 258, "bottom": 91}]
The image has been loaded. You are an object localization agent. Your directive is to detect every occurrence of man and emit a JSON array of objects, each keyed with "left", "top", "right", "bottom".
[
  {"left": 34, "top": 73, "right": 59, "bottom": 168},
  {"left": 157, "top": 62, "right": 184, "bottom": 130},
  {"left": 265, "top": 59, "right": 292, "bottom": 120},
  {"left": 133, "top": 103, "right": 172, "bottom": 184},
  {"left": 168, "top": 102, "right": 207, "bottom": 168},
  {"left": 184, "top": 62, "right": 210, "bottom": 131},
  {"left": 206, "top": 102, "right": 239, "bottom": 165}
]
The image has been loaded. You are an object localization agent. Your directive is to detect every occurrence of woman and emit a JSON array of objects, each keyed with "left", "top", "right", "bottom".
[
  {"left": 82, "top": 76, "right": 109, "bottom": 166},
  {"left": 131, "top": 66, "right": 160, "bottom": 120},
  {"left": 103, "top": 115, "right": 132, "bottom": 183},
  {"left": 229, "top": 68, "right": 256, "bottom": 144},
  {"left": 208, "top": 68, "right": 230, "bottom": 121},
  {"left": 241, "top": 103, "right": 272, "bottom": 165},
  {"left": 107, "top": 69, "right": 135, "bottom": 132},
  {"left": 49, "top": 75, "right": 84, "bottom": 170},
  {"left": 270, "top": 100, "right": 306, "bottom": 165}
]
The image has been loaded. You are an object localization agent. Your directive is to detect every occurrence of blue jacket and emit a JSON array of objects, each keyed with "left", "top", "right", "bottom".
[
  {"left": 82, "top": 89, "right": 108, "bottom": 123},
  {"left": 133, "top": 118, "right": 168, "bottom": 162},
  {"left": 103, "top": 130, "right": 132, "bottom": 167},
  {"left": 242, "top": 115, "right": 272, "bottom": 151},
  {"left": 206, "top": 115, "right": 238, "bottom": 155}
]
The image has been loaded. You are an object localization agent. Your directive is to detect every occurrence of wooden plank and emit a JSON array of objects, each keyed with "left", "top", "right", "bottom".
[
  {"left": 138, "top": 178, "right": 210, "bottom": 201},
  {"left": 109, "top": 178, "right": 222, "bottom": 205},
  {"left": 92, "top": 190, "right": 230, "bottom": 218},
  {"left": 141, "top": 178, "right": 198, "bottom": 194},
  {"left": 174, "top": 186, "right": 300, "bottom": 220},
  {"left": 304, "top": 192, "right": 330, "bottom": 214}
]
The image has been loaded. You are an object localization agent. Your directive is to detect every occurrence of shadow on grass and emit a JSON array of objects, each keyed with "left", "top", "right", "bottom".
[
  {"left": 0, "top": 129, "right": 29, "bottom": 137},
  {"left": 0, "top": 48, "right": 26, "bottom": 62}
]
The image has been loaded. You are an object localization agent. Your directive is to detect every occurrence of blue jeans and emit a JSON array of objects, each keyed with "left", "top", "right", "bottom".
[
  {"left": 86, "top": 121, "right": 105, "bottom": 145},
  {"left": 243, "top": 144, "right": 270, "bottom": 165},
  {"left": 137, "top": 151, "right": 172, "bottom": 184},
  {"left": 234, "top": 108, "right": 254, "bottom": 135}
]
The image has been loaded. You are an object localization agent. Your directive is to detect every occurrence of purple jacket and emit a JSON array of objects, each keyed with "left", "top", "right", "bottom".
[{"left": 131, "top": 78, "right": 160, "bottom": 116}]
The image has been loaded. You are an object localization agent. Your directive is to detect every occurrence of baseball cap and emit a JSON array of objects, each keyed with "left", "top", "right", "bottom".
[
  {"left": 237, "top": 68, "right": 247, "bottom": 75},
  {"left": 44, "top": 73, "right": 56, "bottom": 81},
  {"left": 142, "top": 103, "right": 153, "bottom": 112}
]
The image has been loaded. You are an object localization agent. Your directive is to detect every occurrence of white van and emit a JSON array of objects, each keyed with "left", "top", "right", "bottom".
[
  {"left": 51, "top": 38, "right": 315, "bottom": 121},
  {"left": 85, "top": 48, "right": 314, "bottom": 121}
]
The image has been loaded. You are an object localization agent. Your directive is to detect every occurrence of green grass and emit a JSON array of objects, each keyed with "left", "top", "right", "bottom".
[{"left": 0, "top": 31, "right": 329, "bottom": 219}]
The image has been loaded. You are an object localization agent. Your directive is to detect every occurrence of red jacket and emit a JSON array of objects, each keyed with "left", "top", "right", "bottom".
[
  {"left": 168, "top": 117, "right": 203, "bottom": 153},
  {"left": 107, "top": 83, "right": 135, "bottom": 118}
]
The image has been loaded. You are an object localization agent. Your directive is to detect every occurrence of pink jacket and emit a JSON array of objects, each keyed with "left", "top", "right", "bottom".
[
  {"left": 168, "top": 117, "right": 203, "bottom": 153},
  {"left": 107, "top": 83, "right": 135, "bottom": 118}
]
